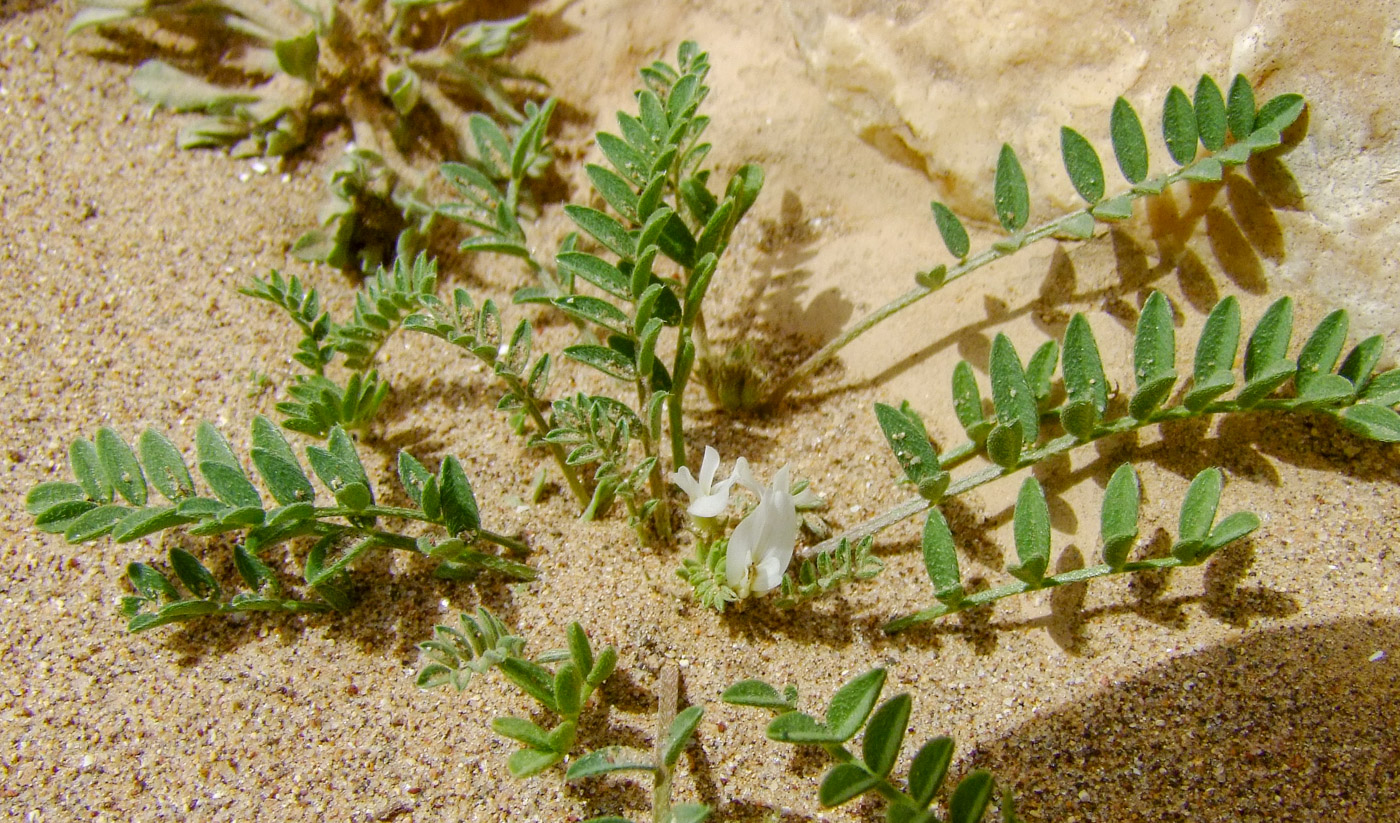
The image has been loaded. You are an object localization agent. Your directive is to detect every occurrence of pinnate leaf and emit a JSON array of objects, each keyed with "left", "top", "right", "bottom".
[{"left": 1060, "top": 127, "right": 1104, "bottom": 203}]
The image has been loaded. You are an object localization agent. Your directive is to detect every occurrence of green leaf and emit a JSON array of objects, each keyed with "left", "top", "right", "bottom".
[
  {"left": 565, "top": 746, "right": 653, "bottom": 780},
  {"left": 397, "top": 452, "right": 431, "bottom": 507},
  {"left": 1162, "top": 85, "right": 1198, "bottom": 165},
  {"left": 566, "top": 622, "right": 594, "bottom": 677},
  {"left": 989, "top": 334, "right": 1038, "bottom": 444},
  {"left": 596, "top": 131, "right": 649, "bottom": 186},
  {"left": 196, "top": 423, "right": 261, "bottom": 509},
  {"left": 437, "top": 456, "right": 480, "bottom": 536},
  {"left": 948, "top": 770, "right": 995, "bottom": 823},
  {"left": 1186, "top": 296, "right": 1241, "bottom": 407},
  {"left": 1254, "top": 93, "right": 1305, "bottom": 135},
  {"left": 1025, "top": 340, "right": 1059, "bottom": 408},
  {"left": 564, "top": 345, "right": 638, "bottom": 381},
  {"left": 547, "top": 663, "right": 580, "bottom": 718},
  {"left": 824, "top": 668, "right": 886, "bottom": 743},
  {"left": 1194, "top": 75, "right": 1228, "bottom": 151},
  {"left": 274, "top": 30, "right": 319, "bottom": 82},
  {"left": 1337, "top": 404, "right": 1400, "bottom": 442},
  {"left": 233, "top": 542, "right": 277, "bottom": 592},
  {"left": 554, "top": 295, "right": 631, "bottom": 336},
  {"left": 492, "top": 717, "right": 553, "bottom": 751},
  {"left": 1243, "top": 297, "right": 1295, "bottom": 381},
  {"left": 1338, "top": 335, "right": 1384, "bottom": 390},
  {"left": 499, "top": 657, "right": 557, "bottom": 712},
  {"left": 721, "top": 679, "right": 795, "bottom": 710},
  {"left": 1100, "top": 463, "right": 1141, "bottom": 568},
  {"left": 250, "top": 416, "right": 314, "bottom": 506},
  {"left": 1361, "top": 369, "right": 1400, "bottom": 406},
  {"left": 64, "top": 503, "right": 132, "bottom": 543},
  {"left": 1061, "top": 313, "right": 1108, "bottom": 437},
  {"left": 1295, "top": 309, "right": 1348, "bottom": 393},
  {"left": 931, "top": 202, "right": 970, "bottom": 259},
  {"left": 1008, "top": 478, "right": 1050, "bottom": 586},
  {"left": 111, "top": 505, "right": 195, "bottom": 542},
  {"left": 72, "top": 438, "right": 111, "bottom": 501},
  {"left": 985, "top": 424, "right": 1023, "bottom": 469},
  {"left": 1110, "top": 97, "right": 1149, "bottom": 183},
  {"left": 557, "top": 252, "right": 631, "bottom": 300},
  {"left": 507, "top": 747, "right": 565, "bottom": 779},
  {"left": 565, "top": 205, "right": 636, "bottom": 260},
  {"left": 1226, "top": 75, "right": 1256, "bottom": 141},
  {"left": 951, "top": 361, "right": 989, "bottom": 440},
  {"left": 26, "top": 483, "right": 90, "bottom": 526},
  {"left": 993, "top": 144, "right": 1030, "bottom": 232},
  {"left": 1178, "top": 467, "right": 1223, "bottom": 548},
  {"left": 128, "top": 561, "right": 179, "bottom": 603},
  {"left": 1090, "top": 194, "right": 1135, "bottom": 221},
  {"left": 671, "top": 805, "right": 710, "bottom": 823},
  {"left": 169, "top": 548, "right": 221, "bottom": 599},
  {"left": 586, "top": 164, "right": 639, "bottom": 222},
  {"left": 663, "top": 705, "right": 704, "bottom": 768},
  {"left": 1130, "top": 292, "right": 1177, "bottom": 418},
  {"left": 96, "top": 428, "right": 147, "bottom": 506},
  {"left": 1059, "top": 127, "right": 1105, "bottom": 203},
  {"left": 138, "top": 429, "right": 194, "bottom": 502},
  {"left": 1205, "top": 510, "right": 1260, "bottom": 552},
  {"left": 819, "top": 762, "right": 882, "bottom": 808},
  {"left": 922, "top": 509, "right": 964, "bottom": 605},
  {"left": 586, "top": 645, "right": 617, "bottom": 687},
  {"left": 875, "top": 403, "right": 947, "bottom": 502},
  {"left": 862, "top": 693, "right": 912, "bottom": 778},
  {"left": 909, "top": 736, "right": 955, "bottom": 808}
]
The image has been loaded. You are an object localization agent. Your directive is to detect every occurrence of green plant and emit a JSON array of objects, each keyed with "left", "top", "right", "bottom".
[
  {"left": 761, "top": 74, "right": 1307, "bottom": 408},
  {"left": 69, "top": 0, "right": 546, "bottom": 268},
  {"left": 725, "top": 668, "right": 1020, "bottom": 822},
  {"left": 418, "top": 610, "right": 709, "bottom": 823},
  {"left": 805, "top": 291, "right": 1400, "bottom": 630},
  {"left": 24, "top": 417, "right": 531, "bottom": 630}
]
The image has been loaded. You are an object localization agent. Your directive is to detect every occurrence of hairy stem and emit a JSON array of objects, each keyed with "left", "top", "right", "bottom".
[{"left": 883, "top": 556, "right": 1182, "bottom": 632}]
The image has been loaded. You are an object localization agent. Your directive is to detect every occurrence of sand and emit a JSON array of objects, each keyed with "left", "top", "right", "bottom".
[{"left": 2, "top": 1, "right": 1397, "bottom": 821}]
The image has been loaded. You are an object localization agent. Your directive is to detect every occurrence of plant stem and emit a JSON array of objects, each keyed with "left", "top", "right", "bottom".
[
  {"left": 883, "top": 556, "right": 1183, "bottom": 632},
  {"left": 761, "top": 149, "right": 1245, "bottom": 408},
  {"left": 803, "top": 395, "right": 1331, "bottom": 560},
  {"left": 500, "top": 373, "right": 591, "bottom": 507}
]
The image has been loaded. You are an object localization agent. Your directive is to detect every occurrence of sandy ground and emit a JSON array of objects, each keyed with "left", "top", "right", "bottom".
[{"left": 1, "top": 1, "right": 1398, "bottom": 821}]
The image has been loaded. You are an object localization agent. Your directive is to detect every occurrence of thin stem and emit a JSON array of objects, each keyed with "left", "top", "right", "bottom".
[
  {"left": 803, "top": 395, "right": 1321, "bottom": 559},
  {"left": 761, "top": 149, "right": 1242, "bottom": 408},
  {"left": 883, "top": 556, "right": 1183, "bottom": 632},
  {"left": 500, "top": 373, "right": 590, "bottom": 507}
]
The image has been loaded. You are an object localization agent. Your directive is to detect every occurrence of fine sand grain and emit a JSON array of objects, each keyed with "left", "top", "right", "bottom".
[{"left": 2, "top": 1, "right": 1397, "bottom": 820}]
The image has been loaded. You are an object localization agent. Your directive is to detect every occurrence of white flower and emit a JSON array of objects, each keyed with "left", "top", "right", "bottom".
[
  {"left": 671, "top": 446, "right": 739, "bottom": 518},
  {"left": 726, "top": 465, "right": 800, "bottom": 597}
]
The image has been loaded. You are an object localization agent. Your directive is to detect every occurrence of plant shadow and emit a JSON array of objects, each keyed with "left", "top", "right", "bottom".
[{"left": 969, "top": 616, "right": 1400, "bottom": 821}]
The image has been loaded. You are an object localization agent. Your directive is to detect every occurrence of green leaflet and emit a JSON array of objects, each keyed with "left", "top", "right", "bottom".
[
  {"left": 1130, "top": 291, "right": 1177, "bottom": 419},
  {"left": 993, "top": 144, "right": 1030, "bottom": 232},
  {"left": 1059, "top": 126, "right": 1104, "bottom": 204},
  {"left": 1161, "top": 85, "right": 1198, "bottom": 165},
  {"left": 1110, "top": 97, "right": 1149, "bottom": 184},
  {"left": 1100, "top": 464, "right": 1141, "bottom": 569},
  {"left": 1226, "top": 74, "right": 1257, "bottom": 141},
  {"left": 989, "top": 334, "right": 1038, "bottom": 446},
  {"left": 1008, "top": 478, "right": 1050, "bottom": 586},
  {"left": 1194, "top": 74, "right": 1228, "bottom": 151},
  {"left": 922, "top": 509, "right": 964, "bottom": 605},
  {"left": 931, "top": 201, "right": 970, "bottom": 258}
]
